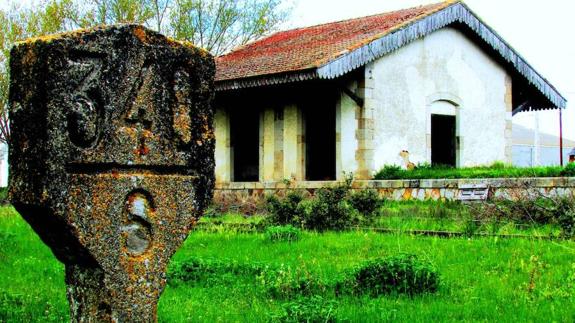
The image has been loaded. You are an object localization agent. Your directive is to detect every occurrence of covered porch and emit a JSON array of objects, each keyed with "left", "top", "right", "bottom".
[{"left": 214, "top": 73, "right": 373, "bottom": 184}]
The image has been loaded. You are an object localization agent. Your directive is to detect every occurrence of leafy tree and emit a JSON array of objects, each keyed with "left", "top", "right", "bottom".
[
  {"left": 170, "top": 0, "right": 289, "bottom": 55},
  {"left": 81, "top": 0, "right": 154, "bottom": 27},
  {"left": 0, "top": 0, "right": 79, "bottom": 145}
]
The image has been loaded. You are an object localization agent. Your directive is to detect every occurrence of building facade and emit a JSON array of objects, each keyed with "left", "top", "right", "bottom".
[{"left": 213, "top": 1, "right": 566, "bottom": 184}]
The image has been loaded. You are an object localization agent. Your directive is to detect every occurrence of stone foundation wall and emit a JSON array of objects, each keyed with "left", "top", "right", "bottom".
[{"left": 213, "top": 177, "right": 575, "bottom": 214}]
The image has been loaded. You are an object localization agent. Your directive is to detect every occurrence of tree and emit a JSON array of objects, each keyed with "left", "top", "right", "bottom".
[
  {"left": 0, "top": 0, "right": 79, "bottom": 145},
  {"left": 169, "top": 0, "right": 289, "bottom": 55},
  {"left": 0, "top": 0, "right": 291, "bottom": 145},
  {"left": 80, "top": 0, "right": 154, "bottom": 27}
]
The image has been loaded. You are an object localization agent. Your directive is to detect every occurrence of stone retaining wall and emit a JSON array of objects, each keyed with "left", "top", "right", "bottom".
[{"left": 213, "top": 177, "right": 575, "bottom": 214}]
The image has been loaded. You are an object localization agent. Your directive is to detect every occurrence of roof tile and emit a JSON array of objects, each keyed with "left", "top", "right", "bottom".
[{"left": 216, "top": 1, "right": 455, "bottom": 82}]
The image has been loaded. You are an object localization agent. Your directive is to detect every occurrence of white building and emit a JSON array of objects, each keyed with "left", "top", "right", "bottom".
[{"left": 213, "top": 1, "right": 566, "bottom": 184}]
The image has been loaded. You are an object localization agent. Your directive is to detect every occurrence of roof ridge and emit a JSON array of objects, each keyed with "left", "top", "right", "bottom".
[
  {"left": 218, "top": 0, "right": 457, "bottom": 59},
  {"left": 283, "top": 0, "right": 456, "bottom": 33},
  {"left": 319, "top": 1, "right": 460, "bottom": 65}
]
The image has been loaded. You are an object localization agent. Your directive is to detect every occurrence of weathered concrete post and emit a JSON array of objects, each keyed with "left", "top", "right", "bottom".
[{"left": 8, "top": 25, "right": 215, "bottom": 322}]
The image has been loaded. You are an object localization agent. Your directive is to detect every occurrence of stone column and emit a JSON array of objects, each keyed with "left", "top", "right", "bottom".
[
  {"left": 261, "top": 108, "right": 276, "bottom": 181},
  {"left": 9, "top": 25, "right": 215, "bottom": 322},
  {"left": 504, "top": 75, "right": 514, "bottom": 164},
  {"left": 274, "top": 108, "right": 284, "bottom": 180},
  {"left": 283, "top": 104, "right": 304, "bottom": 180},
  {"left": 215, "top": 107, "right": 231, "bottom": 183},
  {"left": 355, "top": 70, "right": 376, "bottom": 180}
]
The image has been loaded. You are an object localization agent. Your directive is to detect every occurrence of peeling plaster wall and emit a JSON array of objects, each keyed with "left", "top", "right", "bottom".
[{"left": 369, "top": 27, "right": 510, "bottom": 170}]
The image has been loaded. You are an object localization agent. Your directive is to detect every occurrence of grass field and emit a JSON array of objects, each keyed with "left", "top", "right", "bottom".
[
  {"left": 373, "top": 163, "right": 574, "bottom": 180},
  {"left": 1, "top": 205, "right": 574, "bottom": 322}
]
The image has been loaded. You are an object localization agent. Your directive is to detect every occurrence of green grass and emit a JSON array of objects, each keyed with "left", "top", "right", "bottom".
[
  {"left": 0, "top": 207, "right": 68, "bottom": 322},
  {"left": 372, "top": 200, "right": 563, "bottom": 237},
  {"left": 373, "top": 163, "right": 574, "bottom": 180},
  {"left": 1, "top": 206, "right": 574, "bottom": 322}
]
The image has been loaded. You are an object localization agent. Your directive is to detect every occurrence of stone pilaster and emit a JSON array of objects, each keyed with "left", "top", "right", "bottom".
[
  {"left": 283, "top": 104, "right": 304, "bottom": 180},
  {"left": 261, "top": 108, "right": 276, "bottom": 181},
  {"left": 355, "top": 67, "right": 376, "bottom": 179},
  {"left": 274, "top": 108, "right": 284, "bottom": 180},
  {"left": 504, "top": 75, "right": 513, "bottom": 164},
  {"left": 214, "top": 107, "right": 231, "bottom": 183}
]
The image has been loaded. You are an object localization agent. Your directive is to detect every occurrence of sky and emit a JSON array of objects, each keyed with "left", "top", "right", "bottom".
[{"left": 288, "top": 0, "right": 575, "bottom": 140}]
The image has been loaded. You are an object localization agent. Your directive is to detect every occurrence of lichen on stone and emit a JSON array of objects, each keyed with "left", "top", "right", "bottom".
[{"left": 9, "top": 24, "right": 215, "bottom": 322}]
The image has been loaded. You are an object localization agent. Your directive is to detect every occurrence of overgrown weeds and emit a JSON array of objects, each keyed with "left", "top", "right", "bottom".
[
  {"left": 468, "top": 194, "right": 575, "bottom": 239},
  {"left": 271, "top": 295, "right": 336, "bottom": 323},
  {"left": 265, "top": 176, "right": 384, "bottom": 231},
  {"left": 265, "top": 225, "right": 302, "bottom": 243},
  {"left": 337, "top": 254, "right": 440, "bottom": 297},
  {"left": 374, "top": 162, "right": 570, "bottom": 180}
]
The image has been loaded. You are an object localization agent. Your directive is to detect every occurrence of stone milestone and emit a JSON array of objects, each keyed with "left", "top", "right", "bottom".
[{"left": 8, "top": 25, "right": 215, "bottom": 322}]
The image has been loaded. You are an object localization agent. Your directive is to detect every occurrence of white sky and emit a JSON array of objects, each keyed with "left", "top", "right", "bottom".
[{"left": 289, "top": 0, "right": 575, "bottom": 140}]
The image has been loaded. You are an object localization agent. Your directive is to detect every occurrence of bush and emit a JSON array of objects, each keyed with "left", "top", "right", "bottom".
[
  {"left": 273, "top": 296, "right": 336, "bottom": 323},
  {"left": 561, "top": 162, "right": 575, "bottom": 177},
  {"left": 256, "top": 264, "right": 327, "bottom": 299},
  {"left": 558, "top": 209, "right": 575, "bottom": 239},
  {"left": 265, "top": 225, "right": 302, "bottom": 242},
  {"left": 341, "top": 254, "right": 440, "bottom": 296},
  {"left": 374, "top": 165, "right": 404, "bottom": 180},
  {"left": 167, "top": 257, "right": 265, "bottom": 286},
  {"left": 266, "top": 191, "right": 305, "bottom": 226},
  {"left": 303, "top": 184, "right": 357, "bottom": 231},
  {"left": 348, "top": 189, "right": 382, "bottom": 217}
]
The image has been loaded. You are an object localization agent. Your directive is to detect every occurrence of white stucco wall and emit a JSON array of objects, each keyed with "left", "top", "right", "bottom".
[
  {"left": 369, "top": 27, "right": 511, "bottom": 170},
  {"left": 336, "top": 87, "right": 359, "bottom": 179}
]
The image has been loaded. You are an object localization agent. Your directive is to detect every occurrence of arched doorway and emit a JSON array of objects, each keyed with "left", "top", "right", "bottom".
[{"left": 428, "top": 99, "right": 459, "bottom": 167}]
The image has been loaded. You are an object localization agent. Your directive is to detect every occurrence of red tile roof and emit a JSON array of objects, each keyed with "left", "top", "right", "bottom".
[{"left": 215, "top": 1, "right": 456, "bottom": 82}]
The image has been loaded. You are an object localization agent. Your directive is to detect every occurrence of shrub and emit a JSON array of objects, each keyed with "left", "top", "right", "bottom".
[
  {"left": 374, "top": 165, "right": 403, "bottom": 180},
  {"left": 303, "top": 184, "right": 357, "bottom": 231},
  {"left": 167, "top": 257, "right": 265, "bottom": 286},
  {"left": 256, "top": 264, "right": 327, "bottom": 299},
  {"left": 266, "top": 191, "right": 305, "bottom": 226},
  {"left": 341, "top": 254, "right": 440, "bottom": 296},
  {"left": 561, "top": 162, "right": 575, "bottom": 177},
  {"left": 273, "top": 296, "right": 336, "bottom": 323},
  {"left": 348, "top": 189, "right": 382, "bottom": 217},
  {"left": 265, "top": 225, "right": 302, "bottom": 242},
  {"left": 558, "top": 209, "right": 575, "bottom": 239}
]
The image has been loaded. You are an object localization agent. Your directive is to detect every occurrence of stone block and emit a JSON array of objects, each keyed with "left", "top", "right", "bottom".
[{"left": 9, "top": 25, "right": 215, "bottom": 322}]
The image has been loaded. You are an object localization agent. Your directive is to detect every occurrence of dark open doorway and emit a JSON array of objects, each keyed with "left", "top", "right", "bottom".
[
  {"left": 230, "top": 109, "right": 259, "bottom": 182},
  {"left": 431, "top": 114, "right": 456, "bottom": 167},
  {"left": 304, "top": 99, "right": 336, "bottom": 181}
]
